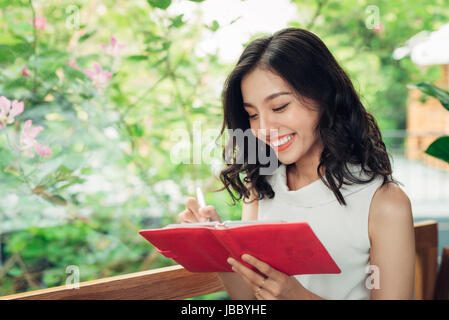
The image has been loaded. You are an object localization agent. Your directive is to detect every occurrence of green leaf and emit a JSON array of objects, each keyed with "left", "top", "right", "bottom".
[
  {"left": 425, "top": 136, "right": 449, "bottom": 164},
  {"left": 79, "top": 31, "right": 96, "bottom": 42},
  {"left": 169, "top": 14, "right": 185, "bottom": 28},
  {"left": 126, "top": 55, "right": 149, "bottom": 61},
  {"left": 7, "top": 267, "right": 23, "bottom": 277},
  {"left": 38, "top": 164, "right": 84, "bottom": 192},
  {"left": 145, "top": 46, "right": 165, "bottom": 53},
  {"left": 127, "top": 123, "right": 144, "bottom": 137},
  {"left": 188, "top": 0, "right": 205, "bottom": 2},
  {"left": 0, "top": 146, "right": 14, "bottom": 170},
  {"left": 205, "top": 20, "right": 220, "bottom": 32},
  {"left": 409, "top": 82, "right": 449, "bottom": 111},
  {"left": 80, "top": 167, "right": 94, "bottom": 175},
  {"left": 0, "top": 44, "right": 13, "bottom": 63},
  {"left": 162, "top": 41, "right": 172, "bottom": 50},
  {"left": 150, "top": 56, "right": 168, "bottom": 67},
  {"left": 147, "top": 0, "right": 171, "bottom": 10}
]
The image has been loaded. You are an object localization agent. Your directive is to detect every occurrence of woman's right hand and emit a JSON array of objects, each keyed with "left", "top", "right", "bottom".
[{"left": 178, "top": 197, "right": 222, "bottom": 223}]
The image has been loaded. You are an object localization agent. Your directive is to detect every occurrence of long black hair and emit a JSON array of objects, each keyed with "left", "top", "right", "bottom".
[{"left": 215, "top": 27, "right": 400, "bottom": 206}]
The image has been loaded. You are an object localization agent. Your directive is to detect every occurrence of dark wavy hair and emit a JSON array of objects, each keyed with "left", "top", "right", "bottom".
[{"left": 214, "top": 27, "right": 401, "bottom": 206}]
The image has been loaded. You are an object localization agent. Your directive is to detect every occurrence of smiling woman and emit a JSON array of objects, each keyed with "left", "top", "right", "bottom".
[
  {"left": 208, "top": 27, "right": 415, "bottom": 300},
  {"left": 216, "top": 27, "right": 400, "bottom": 205},
  {"left": 241, "top": 69, "right": 323, "bottom": 170}
]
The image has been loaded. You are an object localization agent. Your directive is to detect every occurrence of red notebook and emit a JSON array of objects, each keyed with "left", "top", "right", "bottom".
[{"left": 139, "top": 220, "right": 341, "bottom": 276}]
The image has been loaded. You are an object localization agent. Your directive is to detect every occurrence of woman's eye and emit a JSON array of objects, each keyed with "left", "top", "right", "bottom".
[
  {"left": 273, "top": 103, "right": 289, "bottom": 112},
  {"left": 247, "top": 103, "right": 289, "bottom": 120}
]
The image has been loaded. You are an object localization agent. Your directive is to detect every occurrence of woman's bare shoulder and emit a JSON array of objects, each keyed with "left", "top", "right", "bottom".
[
  {"left": 367, "top": 181, "right": 415, "bottom": 299},
  {"left": 368, "top": 181, "right": 413, "bottom": 244}
]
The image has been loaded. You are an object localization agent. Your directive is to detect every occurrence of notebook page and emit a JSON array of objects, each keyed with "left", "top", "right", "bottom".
[{"left": 163, "top": 220, "right": 286, "bottom": 228}]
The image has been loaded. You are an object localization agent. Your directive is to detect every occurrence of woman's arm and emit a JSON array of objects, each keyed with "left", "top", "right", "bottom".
[
  {"left": 368, "top": 182, "right": 415, "bottom": 299},
  {"left": 216, "top": 183, "right": 259, "bottom": 300}
]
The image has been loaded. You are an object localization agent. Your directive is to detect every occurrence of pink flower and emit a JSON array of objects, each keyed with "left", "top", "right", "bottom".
[
  {"left": 19, "top": 120, "right": 52, "bottom": 158},
  {"left": 22, "top": 65, "right": 31, "bottom": 77},
  {"left": 0, "top": 96, "right": 25, "bottom": 130},
  {"left": 68, "top": 60, "right": 81, "bottom": 71},
  {"left": 31, "top": 16, "right": 47, "bottom": 30},
  {"left": 83, "top": 62, "right": 113, "bottom": 93},
  {"left": 34, "top": 143, "right": 52, "bottom": 157},
  {"left": 373, "top": 23, "right": 384, "bottom": 34},
  {"left": 99, "top": 36, "right": 126, "bottom": 56}
]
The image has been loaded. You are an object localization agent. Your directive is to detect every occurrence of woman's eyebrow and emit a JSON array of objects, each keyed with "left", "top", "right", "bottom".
[{"left": 243, "top": 91, "right": 291, "bottom": 108}]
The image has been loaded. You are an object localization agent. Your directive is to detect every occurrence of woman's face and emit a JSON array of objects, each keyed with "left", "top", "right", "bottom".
[{"left": 241, "top": 67, "right": 323, "bottom": 165}]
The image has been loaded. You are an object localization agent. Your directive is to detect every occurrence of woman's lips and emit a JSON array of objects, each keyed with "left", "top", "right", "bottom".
[{"left": 269, "top": 133, "right": 296, "bottom": 152}]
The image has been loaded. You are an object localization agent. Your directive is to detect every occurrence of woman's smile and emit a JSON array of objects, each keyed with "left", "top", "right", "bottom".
[{"left": 268, "top": 133, "right": 296, "bottom": 151}]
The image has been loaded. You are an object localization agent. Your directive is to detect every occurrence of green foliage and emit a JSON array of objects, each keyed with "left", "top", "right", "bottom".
[
  {"left": 291, "top": 0, "right": 449, "bottom": 137},
  {"left": 410, "top": 83, "right": 449, "bottom": 111},
  {"left": 147, "top": 0, "right": 172, "bottom": 10},
  {"left": 0, "top": 0, "right": 232, "bottom": 297},
  {"left": 425, "top": 136, "right": 449, "bottom": 164},
  {"left": 412, "top": 82, "right": 449, "bottom": 164}
]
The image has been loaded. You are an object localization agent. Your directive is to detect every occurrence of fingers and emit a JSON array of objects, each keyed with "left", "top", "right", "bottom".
[
  {"left": 255, "top": 288, "right": 276, "bottom": 300},
  {"left": 227, "top": 257, "right": 266, "bottom": 291},
  {"left": 185, "top": 197, "right": 201, "bottom": 221},
  {"left": 228, "top": 255, "right": 284, "bottom": 299},
  {"left": 184, "top": 198, "right": 222, "bottom": 223},
  {"left": 241, "top": 254, "right": 282, "bottom": 281},
  {"left": 228, "top": 257, "right": 276, "bottom": 300},
  {"left": 178, "top": 209, "right": 197, "bottom": 223},
  {"left": 199, "top": 205, "right": 221, "bottom": 222}
]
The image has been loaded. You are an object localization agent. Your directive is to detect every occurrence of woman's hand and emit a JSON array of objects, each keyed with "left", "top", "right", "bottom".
[
  {"left": 178, "top": 197, "right": 222, "bottom": 223},
  {"left": 227, "top": 254, "right": 312, "bottom": 300}
]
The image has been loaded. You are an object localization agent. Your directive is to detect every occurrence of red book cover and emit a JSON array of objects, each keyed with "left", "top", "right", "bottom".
[{"left": 138, "top": 221, "right": 341, "bottom": 276}]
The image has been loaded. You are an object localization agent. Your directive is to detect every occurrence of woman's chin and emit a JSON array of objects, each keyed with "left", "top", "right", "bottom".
[{"left": 276, "top": 149, "right": 300, "bottom": 165}]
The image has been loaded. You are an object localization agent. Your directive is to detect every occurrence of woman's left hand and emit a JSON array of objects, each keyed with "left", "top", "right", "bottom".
[{"left": 227, "top": 254, "right": 308, "bottom": 300}]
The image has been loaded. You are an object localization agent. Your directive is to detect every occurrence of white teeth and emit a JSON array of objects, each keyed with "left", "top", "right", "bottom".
[{"left": 272, "top": 134, "right": 294, "bottom": 147}]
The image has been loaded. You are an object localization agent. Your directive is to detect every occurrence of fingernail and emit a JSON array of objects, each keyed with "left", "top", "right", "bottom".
[
  {"left": 242, "top": 254, "right": 249, "bottom": 261},
  {"left": 227, "top": 257, "right": 233, "bottom": 264}
]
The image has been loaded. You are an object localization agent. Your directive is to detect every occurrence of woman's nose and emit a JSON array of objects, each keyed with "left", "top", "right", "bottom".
[
  {"left": 258, "top": 113, "right": 271, "bottom": 130},
  {"left": 257, "top": 115, "right": 278, "bottom": 141}
]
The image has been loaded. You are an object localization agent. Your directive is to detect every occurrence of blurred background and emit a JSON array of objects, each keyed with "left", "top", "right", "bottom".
[{"left": 0, "top": 0, "right": 448, "bottom": 300}]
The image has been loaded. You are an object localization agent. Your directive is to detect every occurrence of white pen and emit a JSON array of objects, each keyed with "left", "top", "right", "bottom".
[{"left": 196, "top": 187, "right": 210, "bottom": 222}]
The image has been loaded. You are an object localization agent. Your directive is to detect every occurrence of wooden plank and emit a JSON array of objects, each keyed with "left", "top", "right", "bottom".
[
  {"left": 413, "top": 220, "right": 438, "bottom": 300},
  {"left": 414, "top": 220, "right": 438, "bottom": 250},
  {"left": 1, "top": 265, "right": 226, "bottom": 300}
]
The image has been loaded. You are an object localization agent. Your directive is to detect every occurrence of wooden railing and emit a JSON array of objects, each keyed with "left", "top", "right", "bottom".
[
  {"left": 0, "top": 220, "right": 443, "bottom": 300},
  {"left": 413, "top": 220, "right": 439, "bottom": 300}
]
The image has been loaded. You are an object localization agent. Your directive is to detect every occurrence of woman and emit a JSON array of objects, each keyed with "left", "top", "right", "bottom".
[{"left": 178, "top": 27, "right": 415, "bottom": 300}]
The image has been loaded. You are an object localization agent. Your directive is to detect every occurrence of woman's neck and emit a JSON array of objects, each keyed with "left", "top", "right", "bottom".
[{"left": 286, "top": 141, "right": 324, "bottom": 190}]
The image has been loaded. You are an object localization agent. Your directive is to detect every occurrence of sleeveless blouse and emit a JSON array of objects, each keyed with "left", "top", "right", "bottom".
[{"left": 257, "top": 163, "right": 385, "bottom": 300}]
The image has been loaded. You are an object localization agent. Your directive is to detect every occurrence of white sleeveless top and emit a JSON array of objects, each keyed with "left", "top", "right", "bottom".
[{"left": 257, "top": 163, "right": 385, "bottom": 300}]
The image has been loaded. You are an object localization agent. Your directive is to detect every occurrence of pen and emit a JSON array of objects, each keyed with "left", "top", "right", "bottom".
[{"left": 196, "top": 187, "right": 210, "bottom": 222}]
